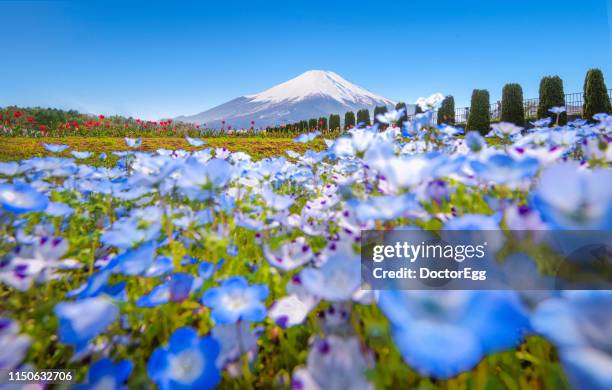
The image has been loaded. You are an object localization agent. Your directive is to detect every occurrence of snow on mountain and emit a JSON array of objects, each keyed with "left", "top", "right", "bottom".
[{"left": 174, "top": 70, "right": 398, "bottom": 129}]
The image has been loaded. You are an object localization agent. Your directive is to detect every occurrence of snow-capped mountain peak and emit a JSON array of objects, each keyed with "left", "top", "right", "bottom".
[
  {"left": 247, "top": 70, "right": 393, "bottom": 105},
  {"left": 175, "top": 70, "right": 398, "bottom": 129}
]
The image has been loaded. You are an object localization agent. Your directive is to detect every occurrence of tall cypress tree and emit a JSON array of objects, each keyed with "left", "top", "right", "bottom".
[
  {"left": 501, "top": 83, "right": 525, "bottom": 126},
  {"left": 329, "top": 114, "right": 341, "bottom": 131},
  {"left": 395, "top": 102, "right": 408, "bottom": 126},
  {"left": 308, "top": 118, "right": 317, "bottom": 129},
  {"left": 537, "top": 76, "right": 567, "bottom": 125},
  {"left": 373, "top": 106, "right": 387, "bottom": 125},
  {"left": 357, "top": 109, "right": 371, "bottom": 126},
  {"left": 437, "top": 96, "right": 455, "bottom": 125},
  {"left": 583, "top": 68, "right": 611, "bottom": 120},
  {"left": 466, "top": 89, "right": 491, "bottom": 134},
  {"left": 344, "top": 111, "right": 356, "bottom": 129},
  {"left": 318, "top": 117, "right": 328, "bottom": 130}
]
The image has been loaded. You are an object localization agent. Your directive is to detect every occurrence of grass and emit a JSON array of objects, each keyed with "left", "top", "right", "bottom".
[{"left": 0, "top": 136, "right": 327, "bottom": 163}]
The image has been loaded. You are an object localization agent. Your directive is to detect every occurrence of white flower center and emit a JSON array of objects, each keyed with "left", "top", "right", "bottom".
[{"left": 169, "top": 349, "right": 205, "bottom": 384}]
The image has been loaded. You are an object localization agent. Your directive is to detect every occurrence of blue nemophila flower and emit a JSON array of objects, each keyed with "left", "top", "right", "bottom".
[
  {"left": 464, "top": 131, "right": 485, "bottom": 152},
  {"left": 145, "top": 255, "right": 174, "bottom": 277},
  {"left": 300, "top": 248, "right": 361, "bottom": 302},
  {"left": 201, "top": 276, "right": 269, "bottom": 325},
  {"left": 43, "top": 143, "right": 69, "bottom": 153},
  {"left": 263, "top": 236, "right": 313, "bottom": 272},
  {"left": 532, "top": 291, "right": 612, "bottom": 390},
  {"left": 532, "top": 162, "right": 612, "bottom": 229},
  {"left": 211, "top": 322, "right": 262, "bottom": 368},
  {"left": 292, "top": 336, "right": 374, "bottom": 390},
  {"left": 0, "top": 318, "right": 31, "bottom": 371},
  {"left": 294, "top": 131, "right": 321, "bottom": 143},
  {"left": 75, "top": 358, "right": 133, "bottom": 390},
  {"left": 376, "top": 108, "right": 404, "bottom": 125},
  {"left": 416, "top": 93, "right": 445, "bottom": 111},
  {"left": 0, "top": 182, "right": 49, "bottom": 214},
  {"left": 54, "top": 297, "right": 119, "bottom": 353},
  {"left": 348, "top": 194, "right": 421, "bottom": 222},
  {"left": 147, "top": 327, "right": 220, "bottom": 390},
  {"left": 124, "top": 137, "right": 142, "bottom": 148},
  {"left": 378, "top": 291, "right": 530, "bottom": 379},
  {"left": 185, "top": 136, "right": 207, "bottom": 147},
  {"left": 470, "top": 154, "right": 539, "bottom": 188},
  {"left": 71, "top": 151, "right": 93, "bottom": 159},
  {"left": 0, "top": 161, "right": 20, "bottom": 176},
  {"left": 107, "top": 241, "right": 156, "bottom": 276},
  {"left": 137, "top": 273, "right": 201, "bottom": 307},
  {"left": 261, "top": 186, "right": 294, "bottom": 210},
  {"left": 548, "top": 106, "right": 566, "bottom": 114}
]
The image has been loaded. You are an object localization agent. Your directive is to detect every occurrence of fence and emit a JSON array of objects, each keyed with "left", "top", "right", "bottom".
[{"left": 443, "top": 89, "right": 612, "bottom": 124}]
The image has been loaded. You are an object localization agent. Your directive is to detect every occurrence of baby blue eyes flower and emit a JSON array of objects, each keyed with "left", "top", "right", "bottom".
[
  {"left": 378, "top": 291, "right": 530, "bottom": 379},
  {"left": 71, "top": 151, "right": 93, "bottom": 159},
  {"left": 532, "top": 291, "right": 612, "bottom": 390},
  {"left": 0, "top": 182, "right": 49, "bottom": 214},
  {"left": 75, "top": 358, "right": 133, "bottom": 390},
  {"left": 294, "top": 131, "right": 321, "bottom": 143},
  {"left": 147, "top": 327, "right": 221, "bottom": 390},
  {"left": 54, "top": 297, "right": 119, "bottom": 353},
  {"left": 136, "top": 272, "right": 200, "bottom": 308},
  {"left": 185, "top": 136, "right": 207, "bottom": 147},
  {"left": 532, "top": 162, "right": 612, "bottom": 229},
  {"left": 124, "top": 137, "right": 142, "bottom": 148},
  {"left": 292, "top": 336, "right": 374, "bottom": 390},
  {"left": 0, "top": 318, "right": 31, "bottom": 372},
  {"left": 201, "top": 276, "right": 269, "bottom": 325},
  {"left": 107, "top": 241, "right": 157, "bottom": 276},
  {"left": 43, "top": 143, "right": 69, "bottom": 153},
  {"left": 548, "top": 106, "right": 566, "bottom": 114}
]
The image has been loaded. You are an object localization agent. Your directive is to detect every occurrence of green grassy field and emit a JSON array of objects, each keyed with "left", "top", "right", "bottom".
[{"left": 0, "top": 137, "right": 327, "bottom": 163}]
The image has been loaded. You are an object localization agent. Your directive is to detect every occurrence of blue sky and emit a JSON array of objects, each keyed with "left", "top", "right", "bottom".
[{"left": 1, "top": 0, "right": 610, "bottom": 119}]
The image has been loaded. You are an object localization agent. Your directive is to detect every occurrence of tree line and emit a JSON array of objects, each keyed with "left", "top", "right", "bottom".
[{"left": 460, "top": 68, "right": 611, "bottom": 134}]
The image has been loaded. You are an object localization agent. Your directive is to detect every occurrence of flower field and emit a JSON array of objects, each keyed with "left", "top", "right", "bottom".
[{"left": 1, "top": 104, "right": 611, "bottom": 389}]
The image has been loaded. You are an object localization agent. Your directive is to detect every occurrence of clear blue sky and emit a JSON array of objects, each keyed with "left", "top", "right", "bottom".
[{"left": 1, "top": 0, "right": 610, "bottom": 119}]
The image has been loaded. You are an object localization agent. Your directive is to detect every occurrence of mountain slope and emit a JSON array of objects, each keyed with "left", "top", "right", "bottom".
[{"left": 175, "top": 70, "right": 398, "bottom": 129}]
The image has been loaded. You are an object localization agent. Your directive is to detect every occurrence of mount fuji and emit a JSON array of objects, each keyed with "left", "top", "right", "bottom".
[{"left": 174, "top": 70, "right": 398, "bottom": 129}]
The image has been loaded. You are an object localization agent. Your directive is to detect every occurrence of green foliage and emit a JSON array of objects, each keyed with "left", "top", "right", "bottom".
[
  {"left": 308, "top": 118, "right": 318, "bottom": 130},
  {"left": 395, "top": 102, "right": 408, "bottom": 126},
  {"left": 467, "top": 89, "right": 491, "bottom": 134},
  {"left": 501, "top": 83, "right": 526, "bottom": 126},
  {"left": 373, "top": 106, "right": 388, "bottom": 125},
  {"left": 437, "top": 96, "right": 455, "bottom": 125},
  {"left": 583, "top": 68, "right": 611, "bottom": 120},
  {"left": 537, "top": 76, "right": 567, "bottom": 125},
  {"left": 328, "top": 114, "right": 341, "bottom": 131},
  {"left": 356, "top": 109, "right": 371, "bottom": 126},
  {"left": 344, "top": 111, "right": 356, "bottom": 129},
  {"left": 318, "top": 116, "right": 328, "bottom": 130}
]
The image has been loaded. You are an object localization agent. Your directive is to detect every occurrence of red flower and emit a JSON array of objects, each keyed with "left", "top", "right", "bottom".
[
  {"left": 14, "top": 111, "right": 22, "bottom": 118},
  {"left": 99, "top": 114, "right": 105, "bottom": 119},
  {"left": 26, "top": 117, "right": 34, "bottom": 123}
]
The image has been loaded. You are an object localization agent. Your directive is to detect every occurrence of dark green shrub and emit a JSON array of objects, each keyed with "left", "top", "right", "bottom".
[
  {"left": 373, "top": 106, "right": 387, "bottom": 124},
  {"left": 395, "top": 102, "right": 408, "bottom": 126},
  {"left": 318, "top": 117, "right": 328, "bottom": 130},
  {"left": 356, "top": 109, "right": 371, "bottom": 126},
  {"left": 466, "top": 89, "right": 490, "bottom": 134},
  {"left": 344, "top": 111, "right": 355, "bottom": 129},
  {"left": 537, "top": 76, "right": 566, "bottom": 125},
  {"left": 329, "top": 114, "right": 341, "bottom": 131},
  {"left": 583, "top": 68, "right": 611, "bottom": 120},
  {"left": 501, "top": 83, "right": 525, "bottom": 126},
  {"left": 308, "top": 118, "right": 318, "bottom": 129},
  {"left": 437, "top": 96, "right": 455, "bottom": 125}
]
